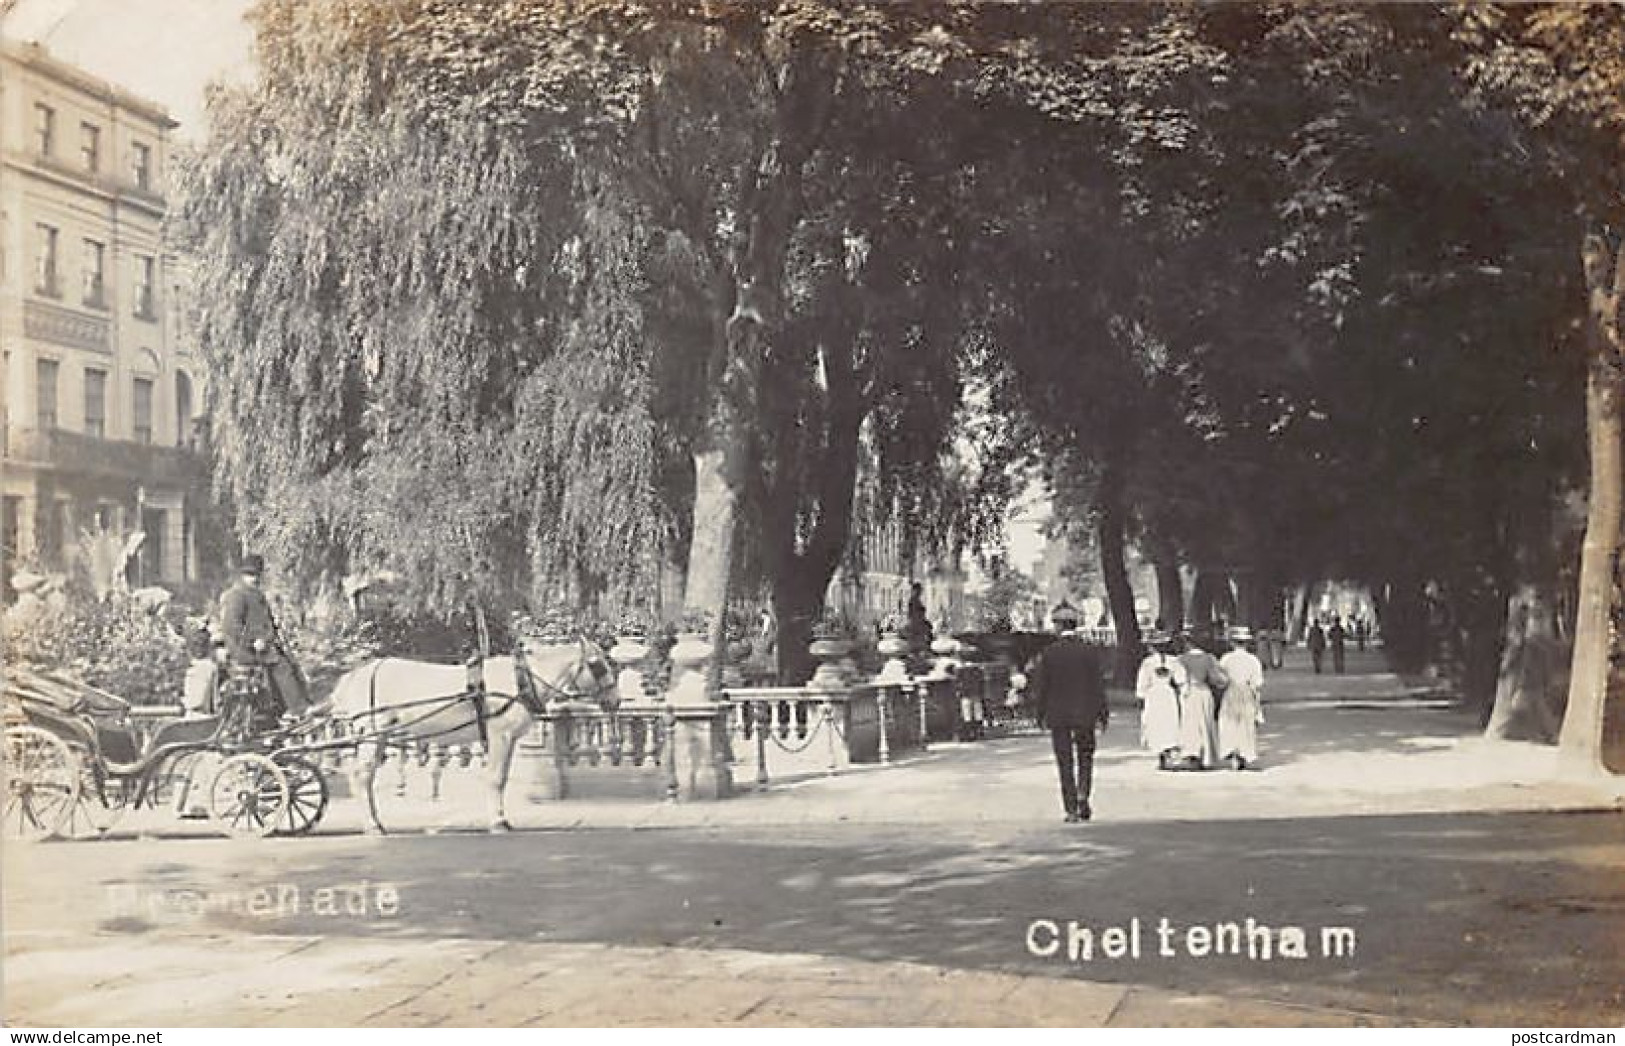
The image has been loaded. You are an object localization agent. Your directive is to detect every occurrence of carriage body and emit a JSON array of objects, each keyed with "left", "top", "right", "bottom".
[{"left": 2, "top": 665, "right": 324, "bottom": 840}]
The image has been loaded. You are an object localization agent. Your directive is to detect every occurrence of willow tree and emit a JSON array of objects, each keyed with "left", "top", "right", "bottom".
[{"left": 176, "top": 0, "right": 668, "bottom": 620}]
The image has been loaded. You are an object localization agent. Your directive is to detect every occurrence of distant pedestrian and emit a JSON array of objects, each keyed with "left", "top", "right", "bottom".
[
  {"left": 1031, "top": 604, "right": 1109, "bottom": 822},
  {"left": 1307, "top": 620, "right": 1327, "bottom": 675},
  {"left": 1135, "top": 631, "right": 1186, "bottom": 770},
  {"left": 1176, "top": 633, "right": 1228, "bottom": 770},
  {"left": 1330, "top": 618, "right": 1348, "bottom": 674},
  {"left": 1217, "top": 628, "right": 1265, "bottom": 770},
  {"left": 1355, "top": 617, "right": 1369, "bottom": 653}
]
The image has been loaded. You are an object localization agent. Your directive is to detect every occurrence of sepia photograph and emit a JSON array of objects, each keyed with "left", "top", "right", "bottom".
[{"left": 1, "top": 0, "right": 1622, "bottom": 1031}]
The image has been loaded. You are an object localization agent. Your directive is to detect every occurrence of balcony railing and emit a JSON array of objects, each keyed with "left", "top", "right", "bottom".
[{"left": 2, "top": 427, "right": 202, "bottom": 484}]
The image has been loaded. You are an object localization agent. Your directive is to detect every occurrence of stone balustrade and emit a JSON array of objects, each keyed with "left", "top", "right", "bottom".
[
  {"left": 521, "top": 699, "right": 731, "bottom": 802},
  {"left": 506, "top": 626, "right": 1021, "bottom": 802}
]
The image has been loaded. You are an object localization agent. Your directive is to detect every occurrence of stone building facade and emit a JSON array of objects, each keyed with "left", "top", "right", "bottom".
[{"left": 0, "top": 41, "right": 204, "bottom": 596}]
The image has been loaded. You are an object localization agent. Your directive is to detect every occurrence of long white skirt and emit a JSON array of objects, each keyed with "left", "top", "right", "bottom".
[
  {"left": 1218, "top": 684, "right": 1262, "bottom": 764},
  {"left": 1178, "top": 684, "right": 1219, "bottom": 768},
  {"left": 1141, "top": 688, "right": 1182, "bottom": 754}
]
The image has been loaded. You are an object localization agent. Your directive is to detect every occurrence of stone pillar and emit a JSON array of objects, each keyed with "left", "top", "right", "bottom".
[
  {"left": 671, "top": 706, "right": 733, "bottom": 800},
  {"left": 873, "top": 631, "right": 909, "bottom": 760},
  {"left": 521, "top": 714, "right": 568, "bottom": 801}
]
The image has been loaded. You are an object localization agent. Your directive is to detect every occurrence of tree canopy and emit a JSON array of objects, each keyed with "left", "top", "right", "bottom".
[{"left": 180, "top": 1, "right": 1623, "bottom": 763}]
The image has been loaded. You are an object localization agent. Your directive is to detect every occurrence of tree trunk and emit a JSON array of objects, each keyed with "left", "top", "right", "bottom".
[
  {"left": 771, "top": 577, "right": 820, "bottom": 686},
  {"left": 1486, "top": 583, "right": 1568, "bottom": 742},
  {"left": 684, "top": 445, "right": 737, "bottom": 620},
  {"left": 1381, "top": 575, "right": 1430, "bottom": 675},
  {"left": 1558, "top": 230, "right": 1624, "bottom": 772},
  {"left": 1153, "top": 555, "right": 1184, "bottom": 633},
  {"left": 1290, "top": 583, "right": 1311, "bottom": 644},
  {"left": 1097, "top": 461, "right": 1142, "bottom": 684},
  {"left": 1190, "top": 570, "right": 1236, "bottom": 632},
  {"left": 1460, "top": 583, "right": 1512, "bottom": 724}
]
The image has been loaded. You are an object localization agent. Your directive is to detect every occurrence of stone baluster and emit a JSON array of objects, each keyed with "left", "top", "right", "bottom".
[
  {"left": 822, "top": 698, "right": 838, "bottom": 775},
  {"left": 662, "top": 701, "right": 679, "bottom": 800},
  {"left": 877, "top": 686, "right": 892, "bottom": 765},
  {"left": 392, "top": 744, "right": 409, "bottom": 799},
  {"left": 754, "top": 700, "right": 770, "bottom": 786},
  {"left": 429, "top": 743, "right": 448, "bottom": 801}
]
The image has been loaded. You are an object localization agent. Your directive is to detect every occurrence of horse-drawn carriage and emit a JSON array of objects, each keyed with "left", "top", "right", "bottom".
[
  {"left": 3, "top": 664, "right": 326, "bottom": 840},
  {"left": 3, "top": 635, "right": 614, "bottom": 842}
]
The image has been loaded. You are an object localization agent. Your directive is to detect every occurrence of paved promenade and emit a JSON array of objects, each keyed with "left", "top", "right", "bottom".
[
  {"left": 5, "top": 933, "right": 1423, "bottom": 1027},
  {"left": 5, "top": 650, "right": 1622, "bottom": 1027}
]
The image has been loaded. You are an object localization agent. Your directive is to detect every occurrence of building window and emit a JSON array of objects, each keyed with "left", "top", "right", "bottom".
[
  {"left": 133, "top": 255, "right": 156, "bottom": 318},
  {"left": 82, "top": 239, "right": 106, "bottom": 307},
  {"left": 84, "top": 368, "right": 107, "bottom": 439},
  {"left": 34, "top": 224, "right": 59, "bottom": 297},
  {"left": 131, "top": 142, "right": 151, "bottom": 190},
  {"left": 34, "top": 103, "right": 54, "bottom": 157},
  {"left": 36, "top": 359, "right": 59, "bottom": 431},
  {"left": 80, "top": 122, "right": 100, "bottom": 173},
  {"left": 133, "top": 377, "right": 154, "bottom": 444}
]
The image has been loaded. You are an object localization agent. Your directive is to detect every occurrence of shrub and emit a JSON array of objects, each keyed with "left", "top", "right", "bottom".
[{"left": 3, "top": 591, "right": 189, "bottom": 706}]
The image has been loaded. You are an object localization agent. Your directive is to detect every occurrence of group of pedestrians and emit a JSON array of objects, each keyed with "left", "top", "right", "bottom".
[
  {"left": 1135, "top": 628, "right": 1265, "bottom": 772},
  {"left": 1306, "top": 617, "right": 1368, "bottom": 674},
  {"left": 1028, "top": 605, "right": 1272, "bottom": 824}
]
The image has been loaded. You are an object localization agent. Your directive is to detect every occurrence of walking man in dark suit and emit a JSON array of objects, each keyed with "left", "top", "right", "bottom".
[{"left": 1031, "top": 601, "right": 1110, "bottom": 823}]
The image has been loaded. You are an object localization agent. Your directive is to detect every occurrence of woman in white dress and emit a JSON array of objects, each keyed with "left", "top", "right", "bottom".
[
  {"left": 1136, "top": 632, "right": 1187, "bottom": 770},
  {"left": 1217, "top": 627, "right": 1266, "bottom": 769}
]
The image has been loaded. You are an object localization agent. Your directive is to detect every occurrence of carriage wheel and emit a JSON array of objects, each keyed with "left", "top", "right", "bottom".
[
  {"left": 2, "top": 726, "right": 81, "bottom": 842},
  {"left": 273, "top": 755, "right": 328, "bottom": 836},
  {"left": 207, "top": 754, "right": 288, "bottom": 838},
  {"left": 65, "top": 766, "right": 131, "bottom": 838}
]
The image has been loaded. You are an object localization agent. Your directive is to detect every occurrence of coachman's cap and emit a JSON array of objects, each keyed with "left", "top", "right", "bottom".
[{"left": 239, "top": 553, "right": 266, "bottom": 576}]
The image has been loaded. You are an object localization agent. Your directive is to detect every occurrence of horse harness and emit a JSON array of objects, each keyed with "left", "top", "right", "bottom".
[{"left": 357, "top": 639, "right": 609, "bottom": 748}]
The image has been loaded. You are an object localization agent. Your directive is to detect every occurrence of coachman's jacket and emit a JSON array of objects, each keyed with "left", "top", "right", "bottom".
[{"left": 218, "top": 580, "right": 283, "bottom": 665}]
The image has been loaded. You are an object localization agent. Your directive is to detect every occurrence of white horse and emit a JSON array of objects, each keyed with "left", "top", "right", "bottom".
[{"left": 326, "top": 637, "right": 613, "bottom": 834}]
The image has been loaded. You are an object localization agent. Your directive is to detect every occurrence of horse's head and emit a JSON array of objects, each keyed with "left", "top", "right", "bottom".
[{"left": 519, "top": 634, "right": 617, "bottom": 710}]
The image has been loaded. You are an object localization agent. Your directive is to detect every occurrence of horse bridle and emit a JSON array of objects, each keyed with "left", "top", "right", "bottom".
[{"left": 516, "top": 635, "right": 613, "bottom": 712}]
